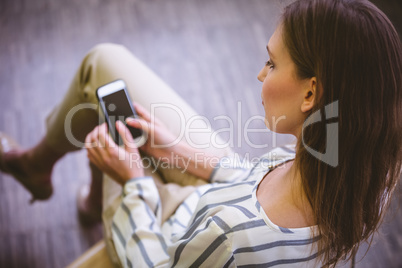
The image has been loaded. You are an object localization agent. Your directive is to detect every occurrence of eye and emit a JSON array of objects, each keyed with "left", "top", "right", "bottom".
[{"left": 265, "top": 60, "right": 274, "bottom": 69}]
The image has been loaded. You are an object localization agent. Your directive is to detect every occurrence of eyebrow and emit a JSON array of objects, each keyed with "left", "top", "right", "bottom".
[{"left": 266, "top": 45, "right": 275, "bottom": 59}]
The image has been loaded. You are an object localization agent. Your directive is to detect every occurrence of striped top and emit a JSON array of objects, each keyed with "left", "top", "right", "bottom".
[{"left": 112, "top": 146, "right": 321, "bottom": 267}]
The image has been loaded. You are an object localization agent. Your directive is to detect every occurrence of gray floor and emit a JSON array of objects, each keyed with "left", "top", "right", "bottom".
[{"left": 0, "top": 0, "right": 401, "bottom": 267}]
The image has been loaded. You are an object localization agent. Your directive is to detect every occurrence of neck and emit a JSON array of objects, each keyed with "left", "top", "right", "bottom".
[{"left": 283, "top": 159, "right": 312, "bottom": 219}]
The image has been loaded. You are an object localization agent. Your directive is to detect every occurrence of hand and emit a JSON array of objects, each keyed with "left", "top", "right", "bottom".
[
  {"left": 128, "top": 103, "right": 217, "bottom": 180},
  {"left": 127, "top": 103, "right": 184, "bottom": 161},
  {"left": 85, "top": 122, "right": 144, "bottom": 185}
]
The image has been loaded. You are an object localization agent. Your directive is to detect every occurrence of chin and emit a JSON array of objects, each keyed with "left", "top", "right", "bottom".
[
  {"left": 265, "top": 122, "right": 297, "bottom": 137},
  {"left": 264, "top": 116, "right": 285, "bottom": 133}
]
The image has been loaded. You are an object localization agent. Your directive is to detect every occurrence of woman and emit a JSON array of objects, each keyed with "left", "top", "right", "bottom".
[{"left": 0, "top": 0, "right": 401, "bottom": 266}]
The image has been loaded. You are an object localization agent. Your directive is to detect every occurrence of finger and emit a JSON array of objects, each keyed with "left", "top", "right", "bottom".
[
  {"left": 116, "top": 120, "right": 136, "bottom": 149},
  {"left": 87, "top": 146, "right": 103, "bottom": 167},
  {"left": 117, "top": 120, "right": 146, "bottom": 152},
  {"left": 97, "top": 123, "right": 112, "bottom": 148},
  {"left": 133, "top": 102, "right": 151, "bottom": 122},
  {"left": 99, "top": 128, "right": 120, "bottom": 160},
  {"left": 88, "top": 125, "right": 112, "bottom": 160},
  {"left": 126, "top": 117, "right": 150, "bottom": 134},
  {"left": 91, "top": 125, "right": 101, "bottom": 145},
  {"left": 134, "top": 102, "right": 165, "bottom": 127},
  {"left": 85, "top": 132, "right": 94, "bottom": 149},
  {"left": 87, "top": 149, "right": 97, "bottom": 163},
  {"left": 85, "top": 125, "right": 100, "bottom": 148},
  {"left": 87, "top": 153, "right": 104, "bottom": 173}
]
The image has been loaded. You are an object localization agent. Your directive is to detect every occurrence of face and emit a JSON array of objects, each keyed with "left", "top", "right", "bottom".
[{"left": 258, "top": 27, "right": 311, "bottom": 137}]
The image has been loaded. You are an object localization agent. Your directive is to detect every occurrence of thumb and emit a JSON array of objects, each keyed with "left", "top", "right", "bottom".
[
  {"left": 126, "top": 117, "right": 151, "bottom": 134},
  {"left": 115, "top": 120, "right": 137, "bottom": 151}
]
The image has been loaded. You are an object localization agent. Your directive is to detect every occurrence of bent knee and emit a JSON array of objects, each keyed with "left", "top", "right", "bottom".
[
  {"left": 78, "top": 43, "right": 133, "bottom": 99},
  {"left": 89, "top": 43, "right": 129, "bottom": 57},
  {"left": 84, "top": 43, "right": 133, "bottom": 76}
]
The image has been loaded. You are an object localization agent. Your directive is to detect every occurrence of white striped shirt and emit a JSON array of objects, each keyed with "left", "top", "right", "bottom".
[{"left": 112, "top": 146, "right": 321, "bottom": 267}]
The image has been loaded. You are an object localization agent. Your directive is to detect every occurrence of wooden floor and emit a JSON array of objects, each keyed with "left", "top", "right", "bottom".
[{"left": 0, "top": 0, "right": 401, "bottom": 267}]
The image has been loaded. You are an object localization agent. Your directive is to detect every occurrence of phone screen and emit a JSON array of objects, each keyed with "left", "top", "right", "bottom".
[{"left": 101, "top": 89, "right": 142, "bottom": 144}]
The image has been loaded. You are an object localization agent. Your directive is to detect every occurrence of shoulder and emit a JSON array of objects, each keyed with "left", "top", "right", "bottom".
[{"left": 260, "top": 144, "right": 296, "bottom": 163}]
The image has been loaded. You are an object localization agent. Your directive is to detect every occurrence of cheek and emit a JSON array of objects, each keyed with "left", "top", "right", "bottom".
[
  {"left": 263, "top": 74, "right": 301, "bottom": 108},
  {"left": 262, "top": 76, "right": 287, "bottom": 114},
  {"left": 261, "top": 74, "right": 303, "bottom": 133},
  {"left": 262, "top": 78, "right": 281, "bottom": 128}
]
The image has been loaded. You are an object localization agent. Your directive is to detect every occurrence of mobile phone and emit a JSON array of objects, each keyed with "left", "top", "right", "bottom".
[{"left": 96, "top": 79, "right": 143, "bottom": 146}]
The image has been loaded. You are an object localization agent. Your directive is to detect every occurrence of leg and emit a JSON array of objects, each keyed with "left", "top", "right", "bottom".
[
  {"left": 83, "top": 44, "right": 233, "bottom": 185},
  {"left": 0, "top": 45, "right": 104, "bottom": 201},
  {"left": 0, "top": 136, "right": 64, "bottom": 202},
  {"left": 76, "top": 162, "right": 103, "bottom": 225},
  {"left": 1, "top": 43, "right": 232, "bottom": 265},
  {"left": 78, "top": 44, "right": 233, "bottom": 265}
]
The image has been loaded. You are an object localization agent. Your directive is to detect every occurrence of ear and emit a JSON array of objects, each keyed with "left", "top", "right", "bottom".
[{"left": 301, "top": 77, "right": 317, "bottom": 113}]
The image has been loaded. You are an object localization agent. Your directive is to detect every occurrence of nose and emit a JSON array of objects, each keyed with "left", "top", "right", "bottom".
[{"left": 257, "top": 66, "right": 267, "bottom": 82}]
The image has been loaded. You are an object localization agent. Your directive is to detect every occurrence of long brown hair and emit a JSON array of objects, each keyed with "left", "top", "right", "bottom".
[{"left": 281, "top": 0, "right": 402, "bottom": 266}]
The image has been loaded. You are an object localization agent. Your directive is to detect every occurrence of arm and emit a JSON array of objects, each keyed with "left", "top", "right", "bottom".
[
  {"left": 113, "top": 178, "right": 234, "bottom": 268},
  {"left": 127, "top": 103, "right": 221, "bottom": 181},
  {"left": 112, "top": 177, "right": 169, "bottom": 267},
  {"left": 130, "top": 103, "right": 255, "bottom": 183},
  {"left": 209, "top": 156, "right": 254, "bottom": 183},
  {"left": 85, "top": 121, "right": 234, "bottom": 267}
]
